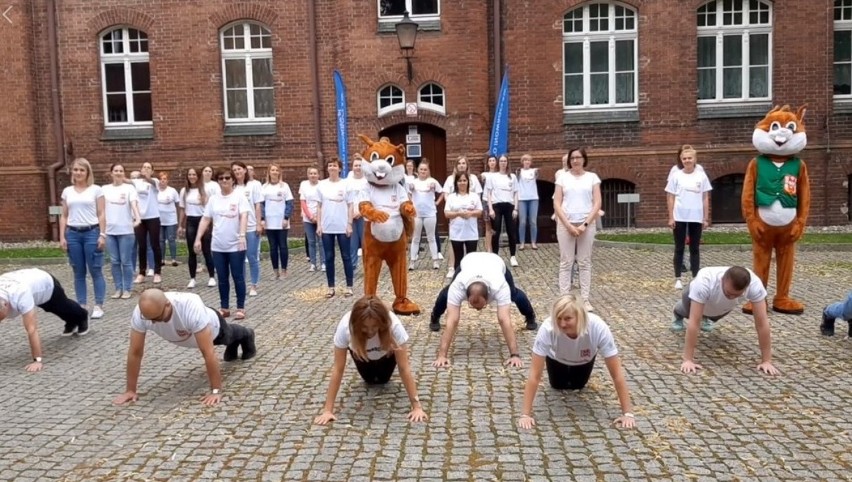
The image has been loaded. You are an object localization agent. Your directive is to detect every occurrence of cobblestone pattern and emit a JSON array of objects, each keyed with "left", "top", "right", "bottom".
[{"left": 0, "top": 244, "right": 850, "bottom": 481}]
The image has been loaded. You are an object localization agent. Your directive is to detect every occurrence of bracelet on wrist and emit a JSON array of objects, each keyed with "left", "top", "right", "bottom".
[
  {"left": 520, "top": 414, "right": 533, "bottom": 419},
  {"left": 509, "top": 353, "right": 520, "bottom": 359},
  {"left": 623, "top": 412, "right": 635, "bottom": 418}
]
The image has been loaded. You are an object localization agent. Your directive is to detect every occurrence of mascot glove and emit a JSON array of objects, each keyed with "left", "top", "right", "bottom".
[
  {"left": 788, "top": 220, "right": 805, "bottom": 243},
  {"left": 361, "top": 204, "right": 390, "bottom": 223},
  {"left": 401, "top": 202, "right": 416, "bottom": 218}
]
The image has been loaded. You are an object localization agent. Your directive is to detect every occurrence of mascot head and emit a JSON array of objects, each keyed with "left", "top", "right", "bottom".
[
  {"left": 358, "top": 134, "right": 406, "bottom": 186},
  {"left": 752, "top": 105, "right": 807, "bottom": 158}
]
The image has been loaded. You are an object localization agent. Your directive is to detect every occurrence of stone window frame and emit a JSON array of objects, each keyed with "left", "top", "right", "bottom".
[
  {"left": 220, "top": 21, "right": 276, "bottom": 127},
  {"left": 99, "top": 26, "right": 153, "bottom": 130},
  {"left": 377, "top": 84, "right": 405, "bottom": 116},
  {"left": 834, "top": 0, "right": 852, "bottom": 110},
  {"left": 377, "top": 0, "right": 440, "bottom": 22},
  {"left": 417, "top": 82, "right": 445, "bottom": 115}
]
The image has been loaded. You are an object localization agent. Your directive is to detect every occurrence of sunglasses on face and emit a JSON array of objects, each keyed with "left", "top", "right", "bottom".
[{"left": 218, "top": 176, "right": 232, "bottom": 181}]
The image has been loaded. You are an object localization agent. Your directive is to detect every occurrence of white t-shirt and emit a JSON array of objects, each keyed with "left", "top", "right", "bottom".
[
  {"left": 447, "top": 252, "right": 510, "bottom": 307},
  {"left": 133, "top": 179, "right": 160, "bottom": 220},
  {"left": 235, "top": 181, "right": 263, "bottom": 232},
  {"left": 667, "top": 164, "right": 705, "bottom": 183},
  {"left": 262, "top": 182, "right": 294, "bottom": 229},
  {"left": 688, "top": 267, "right": 767, "bottom": 317},
  {"left": 130, "top": 292, "right": 221, "bottom": 349},
  {"left": 347, "top": 176, "right": 369, "bottom": 217},
  {"left": 410, "top": 177, "right": 443, "bottom": 217},
  {"left": 332, "top": 310, "right": 409, "bottom": 361},
  {"left": 157, "top": 187, "right": 180, "bottom": 226},
  {"left": 179, "top": 187, "right": 206, "bottom": 218},
  {"left": 480, "top": 172, "right": 496, "bottom": 200},
  {"left": 61, "top": 185, "right": 103, "bottom": 227},
  {"left": 316, "top": 178, "right": 351, "bottom": 234},
  {"left": 517, "top": 168, "right": 539, "bottom": 201},
  {"left": 404, "top": 174, "right": 416, "bottom": 191},
  {"left": 299, "top": 180, "right": 322, "bottom": 223},
  {"left": 532, "top": 313, "right": 619, "bottom": 366},
  {"left": 203, "top": 191, "right": 252, "bottom": 252},
  {"left": 486, "top": 173, "right": 518, "bottom": 205},
  {"left": 665, "top": 169, "right": 712, "bottom": 223},
  {"left": 0, "top": 269, "right": 55, "bottom": 319},
  {"left": 556, "top": 171, "right": 602, "bottom": 223},
  {"left": 445, "top": 193, "right": 482, "bottom": 241},
  {"left": 358, "top": 182, "right": 410, "bottom": 224},
  {"left": 443, "top": 174, "right": 483, "bottom": 196},
  {"left": 102, "top": 183, "right": 138, "bottom": 235},
  {"left": 204, "top": 180, "right": 221, "bottom": 198}
]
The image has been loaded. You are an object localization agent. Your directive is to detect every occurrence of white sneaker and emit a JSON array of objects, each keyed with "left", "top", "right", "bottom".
[
  {"left": 675, "top": 279, "right": 683, "bottom": 290},
  {"left": 309, "top": 264, "right": 316, "bottom": 272},
  {"left": 321, "top": 264, "right": 326, "bottom": 272},
  {"left": 187, "top": 279, "right": 197, "bottom": 289},
  {"left": 146, "top": 269, "right": 154, "bottom": 277},
  {"left": 207, "top": 278, "right": 217, "bottom": 287},
  {"left": 249, "top": 288, "right": 258, "bottom": 297},
  {"left": 510, "top": 256, "right": 519, "bottom": 267},
  {"left": 409, "top": 265, "right": 414, "bottom": 271},
  {"left": 583, "top": 300, "right": 595, "bottom": 312},
  {"left": 91, "top": 306, "right": 104, "bottom": 319},
  {"left": 357, "top": 248, "right": 363, "bottom": 257},
  {"left": 446, "top": 268, "right": 454, "bottom": 279},
  {"left": 433, "top": 260, "right": 440, "bottom": 270},
  {"left": 437, "top": 252, "right": 444, "bottom": 260}
]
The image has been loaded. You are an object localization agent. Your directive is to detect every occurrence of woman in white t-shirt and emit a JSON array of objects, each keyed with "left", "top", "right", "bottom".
[
  {"left": 313, "top": 296, "right": 427, "bottom": 425},
  {"left": 299, "top": 167, "right": 325, "bottom": 272},
  {"left": 518, "top": 294, "right": 635, "bottom": 430},
  {"left": 347, "top": 157, "right": 369, "bottom": 269},
  {"left": 178, "top": 168, "right": 215, "bottom": 289},
  {"left": 156, "top": 172, "right": 180, "bottom": 267},
  {"left": 443, "top": 156, "right": 484, "bottom": 278},
  {"left": 404, "top": 159, "right": 416, "bottom": 190},
  {"left": 444, "top": 172, "right": 483, "bottom": 271},
  {"left": 102, "top": 163, "right": 141, "bottom": 299},
  {"left": 408, "top": 160, "right": 443, "bottom": 269},
  {"left": 486, "top": 155, "right": 520, "bottom": 266},
  {"left": 201, "top": 165, "right": 220, "bottom": 198},
  {"left": 516, "top": 154, "right": 540, "bottom": 251},
  {"left": 665, "top": 145, "right": 712, "bottom": 289},
  {"left": 59, "top": 158, "right": 107, "bottom": 319},
  {"left": 261, "top": 164, "right": 294, "bottom": 280},
  {"left": 553, "top": 148, "right": 601, "bottom": 312},
  {"left": 232, "top": 161, "right": 264, "bottom": 297},
  {"left": 195, "top": 167, "right": 251, "bottom": 320},
  {"left": 480, "top": 156, "right": 499, "bottom": 254},
  {"left": 316, "top": 159, "right": 354, "bottom": 298},
  {"left": 133, "top": 162, "right": 162, "bottom": 284}
]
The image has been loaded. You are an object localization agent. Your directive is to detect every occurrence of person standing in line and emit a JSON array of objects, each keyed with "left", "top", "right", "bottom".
[
  {"left": 553, "top": 148, "right": 601, "bottom": 313},
  {"left": 666, "top": 145, "right": 712, "bottom": 290},
  {"left": 59, "top": 158, "right": 107, "bottom": 320},
  {"left": 232, "top": 161, "right": 263, "bottom": 297},
  {"left": 316, "top": 159, "right": 354, "bottom": 299},
  {"left": 195, "top": 168, "right": 251, "bottom": 320},
  {"left": 201, "top": 165, "right": 220, "bottom": 197},
  {"left": 481, "top": 156, "right": 499, "bottom": 255},
  {"left": 102, "top": 163, "right": 142, "bottom": 300},
  {"left": 347, "top": 156, "right": 369, "bottom": 270},
  {"left": 179, "top": 168, "right": 216, "bottom": 289},
  {"left": 444, "top": 172, "right": 482, "bottom": 272},
  {"left": 157, "top": 172, "right": 181, "bottom": 267},
  {"left": 668, "top": 146, "right": 704, "bottom": 273},
  {"left": 487, "top": 155, "right": 520, "bottom": 267},
  {"left": 516, "top": 154, "right": 540, "bottom": 251},
  {"left": 299, "top": 167, "right": 325, "bottom": 273},
  {"left": 408, "top": 160, "right": 443, "bottom": 270},
  {"left": 261, "top": 163, "right": 294, "bottom": 280},
  {"left": 404, "top": 159, "right": 417, "bottom": 190},
  {"left": 443, "top": 156, "right": 483, "bottom": 279},
  {"left": 132, "top": 162, "right": 162, "bottom": 284}
]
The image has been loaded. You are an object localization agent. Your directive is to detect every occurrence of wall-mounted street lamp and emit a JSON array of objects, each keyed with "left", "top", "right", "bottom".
[{"left": 394, "top": 11, "right": 418, "bottom": 83}]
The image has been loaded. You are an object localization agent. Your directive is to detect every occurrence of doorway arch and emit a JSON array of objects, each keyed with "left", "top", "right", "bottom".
[{"left": 711, "top": 173, "right": 745, "bottom": 223}]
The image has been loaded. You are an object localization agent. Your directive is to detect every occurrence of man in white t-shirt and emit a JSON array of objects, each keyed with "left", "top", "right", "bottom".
[
  {"left": 431, "top": 252, "right": 537, "bottom": 368},
  {"left": 0, "top": 268, "right": 90, "bottom": 372},
  {"left": 113, "top": 289, "right": 256, "bottom": 406},
  {"left": 672, "top": 266, "right": 779, "bottom": 376}
]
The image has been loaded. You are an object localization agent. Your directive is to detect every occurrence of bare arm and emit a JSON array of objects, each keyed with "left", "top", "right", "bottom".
[
  {"left": 113, "top": 330, "right": 146, "bottom": 404},
  {"left": 22, "top": 311, "right": 44, "bottom": 372},
  {"left": 394, "top": 345, "right": 427, "bottom": 422},
  {"left": 59, "top": 200, "right": 69, "bottom": 248},
  {"left": 681, "top": 300, "right": 705, "bottom": 373},
  {"left": 97, "top": 196, "right": 106, "bottom": 233},
  {"left": 315, "top": 347, "right": 348, "bottom": 424},
  {"left": 751, "top": 300, "right": 778, "bottom": 375},
  {"left": 131, "top": 200, "right": 142, "bottom": 225},
  {"left": 604, "top": 355, "right": 636, "bottom": 428},
  {"left": 434, "top": 304, "right": 462, "bottom": 366},
  {"left": 703, "top": 191, "right": 711, "bottom": 227},
  {"left": 497, "top": 305, "right": 522, "bottom": 367},
  {"left": 552, "top": 185, "right": 575, "bottom": 233},
  {"left": 195, "top": 327, "right": 223, "bottom": 405},
  {"left": 588, "top": 183, "right": 602, "bottom": 225},
  {"left": 518, "top": 353, "right": 545, "bottom": 428}
]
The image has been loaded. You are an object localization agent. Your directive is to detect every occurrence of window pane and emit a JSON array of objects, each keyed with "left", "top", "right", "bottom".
[
  {"left": 261, "top": 36, "right": 272, "bottom": 49},
  {"left": 252, "top": 59, "right": 273, "bottom": 88},
  {"left": 698, "top": 68, "right": 716, "bottom": 99},
  {"left": 107, "top": 94, "right": 128, "bottom": 123},
  {"left": 698, "top": 37, "right": 716, "bottom": 67},
  {"left": 105, "top": 63, "right": 126, "bottom": 93},
  {"left": 102, "top": 38, "right": 113, "bottom": 54},
  {"left": 412, "top": 0, "right": 438, "bottom": 15},
  {"left": 133, "top": 93, "right": 153, "bottom": 121},
  {"left": 749, "top": 33, "right": 768, "bottom": 65},
  {"left": 433, "top": 92, "right": 444, "bottom": 106},
  {"left": 834, "top": 64, "right": 851, "bottom": 95},
  {"left": 615, "top": 40, "right": 633, "bottom": 71},
  {"left": 130, "top": 62, "right": 150, "bottom": 91},
  {"left": 836, "top": 31, "right": 851, "bottom": 62},
  {"left": 564, "top": 75, "right": 583, "bottom": 106},
  {"left": 749, "top": 67, "right": 768, "bottom": 97},
  {"left": 564, "top": 43, "right": 582, "bottom": 74},
  {"left": 224, "top": 37, "right": 235, "bottom": 50},
  {"left": 250, "top": 24, "right": 261, "bottom": 36},
  {"left": 380, "top": 97, "right": 392, "bottom": 109},
  {"left": 254, "top": 88, "right": 275, "bottom": 117},
  {"left": 590, "top": 73, "right": 609, "bottom": 104},
  {"left": 723, "top": 35, "right": 742, "bottom": 67},
  {"left": 615, "top": 73, "right": 633, "bottom": 103},
  {"left": 590, "top": 41, "right": 608, "bottom": 73},
  {"left": 225, "top": 59, "right": 247, "bottom": 88},
  {"left": 723, "top": 67, "right": 742, "bottom": 98},
  {"left": 234, "top": 35, "right": 245, "bottom": 50},
  {"left": 379, "top": 0, "right": 406, "bottom": 16},
  {"left": 227, "top": 90, "right": 248, "bottom": 118}
]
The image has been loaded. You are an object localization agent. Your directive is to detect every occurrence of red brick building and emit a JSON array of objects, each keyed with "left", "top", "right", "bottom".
[{"left": 1, "top": 0, "right": 850, "bottom": 242}]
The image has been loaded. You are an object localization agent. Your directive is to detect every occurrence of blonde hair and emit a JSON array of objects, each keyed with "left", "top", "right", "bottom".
[
  {"left": 71, "top": 158, "right": 95, "bottom": 187},
  {"left": 348, "top": 296, "right": 397, "bottom": 362},
  {"left": 680, "top": 144, "right": 697, "bottom": 161},
  {"left": 266, "top": 163, "right": 281, "bottom": 184},
  {"left": 550, "top": 294, "right": 589, "bottom": 336}
]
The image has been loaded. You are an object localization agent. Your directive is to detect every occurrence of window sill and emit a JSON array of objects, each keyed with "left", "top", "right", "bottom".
[
  {"left": 833, "top": 100, "right": 852, "bottom": 114},
  {"left": 224, "top": 124, "right": 276, "bottom": 137},
  {"left": 563, "top": 109, "right": 638, "bottom": 125},
  {"left": 697, "top": 101, "right": 773, "bottom": 119},
  {"left": 101, "top": 127, "right": 154, "bottom": 141},
  {"left": 377, "top": 19, "right": 441, "bottom": 33}
]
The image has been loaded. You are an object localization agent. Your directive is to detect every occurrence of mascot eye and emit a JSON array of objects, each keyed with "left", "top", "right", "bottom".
[
  {"left": 385, "top": 155, "right": 396, "bottom": 164},
  {"left": 769, "top": 121, "right": 781, "bottom": 131},
  {"left": 785, "top": 121, "right": 797, "bottom": 132},
  {"left": 370, "top": 152, "right": 380, "bottom": 161}
]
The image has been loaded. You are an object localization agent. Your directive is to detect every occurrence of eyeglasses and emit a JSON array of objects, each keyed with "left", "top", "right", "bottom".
[
  {"left": 569, "top": 156, "right": 585, "bottom": 160},
  {"left": 217, "top": 176, "right": 232, "bottom": 181}
]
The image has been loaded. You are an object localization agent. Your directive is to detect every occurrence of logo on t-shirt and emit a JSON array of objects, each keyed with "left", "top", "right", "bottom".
[
  {"left": 176, "top": 329, "right": 191, "bottom": 338},
  {"left": 580, "top": 348, "right": 591, "bottom": 359}
]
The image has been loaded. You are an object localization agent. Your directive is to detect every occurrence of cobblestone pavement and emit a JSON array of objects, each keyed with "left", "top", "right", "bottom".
[{"left": 0, "top": 244, "right": 850, "bottom": 481}]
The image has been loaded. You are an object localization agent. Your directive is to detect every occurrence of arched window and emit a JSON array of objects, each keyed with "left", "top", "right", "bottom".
[
  {"left": 711, "top": 173, "right": 745, "bottom": 223},
  {"left": 835, "top": 0, "right": 852, "bottom": 98},
  {"left": 418, "top": 83, "right": 445, "bottom": 114},
  {"left": 599, "top": 179, "right": 636, "bottom": 228},
  {"left": 377, "top": 84, "right": 405, "bottom": 116},
  {"left": 562, "top": 2, "right": 638, "bottom": 111},
  {"left": 697, "top": 0, "right": 772, "bottom": 102},
  {"left": 100, "top": 27, "right": 152, "bottom": 127},
  {"left": 220, "top": 22, "right": 275, "bottom": 124}
]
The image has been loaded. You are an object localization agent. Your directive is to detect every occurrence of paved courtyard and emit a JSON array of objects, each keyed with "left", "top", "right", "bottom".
[{"left": 0, "top": 243, "right": 850, "bottom": 481}]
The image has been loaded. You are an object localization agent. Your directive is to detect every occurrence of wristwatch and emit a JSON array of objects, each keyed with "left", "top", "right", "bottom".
[
  {"left": 211, "top": 388, "right": 220, "bottom": 395},
  {"left": 583, "top": 222, "right": 589, "bottom": 227},
  {"left": 33, "top": 357, "right": 42, "bottom": 363}
]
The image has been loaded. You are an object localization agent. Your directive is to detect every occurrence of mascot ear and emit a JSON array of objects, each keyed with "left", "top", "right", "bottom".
[
  {"left": 396, "top": 144, "right": 406, "bottom": 161},
  {"left": 796, "top": 105, "right": 808, "bottom": 122},
  {"left": 358, "top": 134, "right": 376, "bottom": 147}
]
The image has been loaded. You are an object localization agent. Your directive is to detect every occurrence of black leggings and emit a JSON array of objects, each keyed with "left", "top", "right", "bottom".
[
  {"left": 40, "top": 276, "right": 88, "bottom": 331},
  {"left": 673, "top": 221, "right": 703, "bottom": 278},
  {"left": 186, "top": 216, "right": 214, "bottom": 279},
  {"left": 545, "top": 356, "right": 596, "bottom": 390},
  {"left": 351, "top": 351, "right": 397, "bottom": 385},
  {"left": 450, "top": 240, "right": 478, "bottom": 270},
  {"left": 212, "top": 310, "right": 253, "bottom": 348},
  {"left": 135, "top": 218, "right": 162, "bottom": 274},
  {"left": 491, "top": 202, "right": 517, "bottom": 256}
]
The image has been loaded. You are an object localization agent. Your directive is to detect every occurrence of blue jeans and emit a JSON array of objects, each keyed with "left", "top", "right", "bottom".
[
  {"left": 322, "top": 233, "right": 353, "bottom": 287},
  {"left": 304, "top": 221, "right": 323, "bottom": 266},
  {"left": 245, "top": 231, "right": 261, "bottom": 286},
  {"left": 65, "top": 227, "right": 106, "bottom": 306},
  {"left": 106, "top": 234, "right": 135, "bottom": 291},
  {"left": 518, "top": 199, "right": 539, "bottom": 245},
  {"left": 825, "top": 291, "right": 852, "bottom": 321},
  {"left": 350, "top": 217, "right": 365, "bottom": 268},
  {"left": 160, "top": 224, "right": 178, "bottom": 261},
  {"left": 212, "top": 250, "right": 247, "bottom": 309},
  {"left": 266, "top": 229, "right": 289, "bottom": 270},
  {"left": 132, "top": 233, "right": 156, "bottom": 273}
]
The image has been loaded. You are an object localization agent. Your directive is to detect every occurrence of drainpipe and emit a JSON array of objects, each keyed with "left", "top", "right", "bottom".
[
  {"left": 46, "top": 0, "right": 66, "bottom": 241},
  {"left": 307, "top": 0, "right": 324, "bottom": 165},
  {"left": 493, "top": 0, "right": 502, "bottom": 106}
]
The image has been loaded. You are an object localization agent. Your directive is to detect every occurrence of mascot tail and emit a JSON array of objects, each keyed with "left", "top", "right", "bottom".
[{"left": 402, "top": 214, "right": 415, "bottom": 240}]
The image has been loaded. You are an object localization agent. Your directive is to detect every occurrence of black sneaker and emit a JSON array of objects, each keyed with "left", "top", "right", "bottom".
[
  {"left": 429, "top": 319, "right": 441, "bottom": 332},
  {"left": 223, "top": 342, "right": 239, "bottom": 362},
  {"left": 62, "top": 323, "right": 76, "bottom": 337},
  {"left": 76, "top": 317, "right": 89, "bottom": 336},
  {"left": 241, "top": 329, "right": 257, "bottom": 360},
  {"left": 525, "top": 319, "right": 538, "bottom": 331},
  {"left": 820, "top": 308, "right": 835, "bottom": 336}
]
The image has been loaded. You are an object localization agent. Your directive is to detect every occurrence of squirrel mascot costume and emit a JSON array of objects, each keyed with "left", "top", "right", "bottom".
[
  {"left": 356, "top": 135, "right": 421, "bottom": 315},
  {"left": 741, "top": 105, "right": 811, "bottom": 315}
]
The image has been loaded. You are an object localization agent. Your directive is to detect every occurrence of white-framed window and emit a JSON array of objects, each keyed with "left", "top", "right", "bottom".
[
  {"left": 417, "top": 83, "right": 445, "bottom": 114},
  {"left": 220, "top": 22, "right": 275, "bottom": 124},
  {"left": 562, "top": 2, "right": 638, "bottom": 111},
  {"left": 834, "top": 0, "right": 852, "bottom": 99},
  {"left": 378, "top": 0, "right": 440, "bottom": 20},
  {"left": 100, "top": 27, "right": 152, "bottom": 127},
  {"left": 377, "top": 85, "right": 405, "bottom": 116},
  {"left": 697, "top": 0, "right": 772, "bottom": 103}
]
